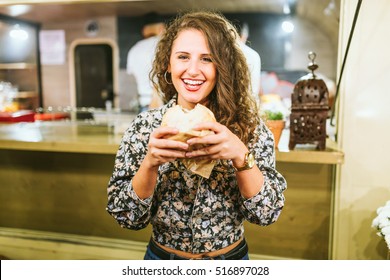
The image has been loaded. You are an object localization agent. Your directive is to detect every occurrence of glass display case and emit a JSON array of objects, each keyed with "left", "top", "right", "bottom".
[{"left": 0, "top": 15, "right": 41, "bottom": 111}]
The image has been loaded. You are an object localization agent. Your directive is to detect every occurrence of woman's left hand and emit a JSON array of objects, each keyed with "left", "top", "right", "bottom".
[
  {"left": 187, "top": 122, "right": 264, "bottom": 199},
  {"left": 185, "top": 122, "right": 247, "bottom": 163}
]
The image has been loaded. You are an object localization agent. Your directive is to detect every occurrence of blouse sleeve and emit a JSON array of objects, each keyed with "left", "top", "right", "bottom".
[
  {"left": 239, "top": 120, "right": 287, "bottom": 226},
  {"left": 106, "top": 113, "right": 157, "bottom": 230}
]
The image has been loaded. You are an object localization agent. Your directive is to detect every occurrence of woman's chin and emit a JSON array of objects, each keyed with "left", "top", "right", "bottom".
[{"left": 178, "top": 93, "right": 209, "bottom": 108}]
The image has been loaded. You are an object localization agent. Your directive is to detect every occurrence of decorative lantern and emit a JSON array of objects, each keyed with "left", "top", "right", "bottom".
[{"left": 289, "top": 52, "right": 329, "bottom": 150}]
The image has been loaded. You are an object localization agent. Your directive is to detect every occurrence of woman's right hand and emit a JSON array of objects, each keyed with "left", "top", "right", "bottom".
[{"left": 144, "top": 126, "right": 189, "bottom": 168}]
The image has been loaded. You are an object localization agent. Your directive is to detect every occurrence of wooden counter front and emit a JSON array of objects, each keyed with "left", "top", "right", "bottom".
[{"left": 0, "top": 121, "right": 343, "bottom": 259}]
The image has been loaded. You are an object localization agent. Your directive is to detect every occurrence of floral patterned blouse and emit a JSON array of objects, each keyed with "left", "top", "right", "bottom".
[{"left": 106, "top": 98, "right": 287, "bottom": 254}]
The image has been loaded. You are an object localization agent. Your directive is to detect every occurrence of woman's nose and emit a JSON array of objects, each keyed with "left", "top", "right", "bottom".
[{"left": 186, "top": 59, "right": 200, "bottom": 77}]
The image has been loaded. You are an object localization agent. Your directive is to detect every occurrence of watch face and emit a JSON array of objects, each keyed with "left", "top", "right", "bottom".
[
  {"left": 247, "top": 152, "right": 255, "bottom": 168},
  {"left": 234, "top": 152, "right": 255, "bottom": 172}
]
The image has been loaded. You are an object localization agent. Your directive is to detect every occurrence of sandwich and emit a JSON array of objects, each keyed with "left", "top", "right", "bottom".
[{"left": 161, "top": 104, "right": 217, "bottom": 178}]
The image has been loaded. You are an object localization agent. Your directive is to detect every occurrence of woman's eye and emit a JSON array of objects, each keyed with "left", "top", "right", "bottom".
[
  {"left": 178, "top": 55, "right": 189, "bottom": 60},
  {"left": 201, "top": 57, "right": 213, "bottom": 63}
]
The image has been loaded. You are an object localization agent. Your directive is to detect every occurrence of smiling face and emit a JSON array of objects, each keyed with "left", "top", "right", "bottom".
[{"left": 168, "top": 28, "right": 217, "bottom": 110}]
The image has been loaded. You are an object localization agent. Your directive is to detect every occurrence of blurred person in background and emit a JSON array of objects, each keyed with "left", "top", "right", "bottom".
[
  {"left": 126, "top": 12, "right": 166, "bottom": 112},
  {"left": 238, "top": 22, "right": 261, "bottom": 103}
]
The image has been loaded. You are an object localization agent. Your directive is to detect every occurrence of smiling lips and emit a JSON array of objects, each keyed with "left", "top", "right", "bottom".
[{"left": 183, "top": 78, "right": 204, "bottom": 91}]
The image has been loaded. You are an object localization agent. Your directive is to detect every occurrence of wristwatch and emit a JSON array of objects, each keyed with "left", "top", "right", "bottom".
[{"left": 234, "top": 152, "right": 255, "bottom": 172}]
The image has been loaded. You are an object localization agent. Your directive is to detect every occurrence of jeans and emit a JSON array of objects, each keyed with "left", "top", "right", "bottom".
[{"left": 143, "top": 245, "right": 250, "bottom": 260}]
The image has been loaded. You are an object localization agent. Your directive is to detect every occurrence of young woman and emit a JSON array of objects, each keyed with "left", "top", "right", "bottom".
[{"left": 107, "top": 11, "right": 287, "bottom": 260}]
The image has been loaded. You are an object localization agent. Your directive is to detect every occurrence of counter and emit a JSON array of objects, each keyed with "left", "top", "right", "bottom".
[
  {"left": 0, "top": 121, "right": 343, "bottom": 259},
  {"left": 0, "top": 121, "right": 344, "bottom": 163},
  {"left": 0, "top": 121, "right": 122, "bottom": 154}
]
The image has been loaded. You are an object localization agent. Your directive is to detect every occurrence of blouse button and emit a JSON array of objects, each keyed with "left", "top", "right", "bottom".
[
  {"left": 196, "top": 218, "right": 202, "bottom": 225},
  {"left": 189, "top": 193, "right": 195, "bottom": 200}
]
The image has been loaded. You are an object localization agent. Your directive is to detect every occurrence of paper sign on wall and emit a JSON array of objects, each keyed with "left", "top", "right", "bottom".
[{"left": 39, "top": 30, "right": 66, "bottom": 65}]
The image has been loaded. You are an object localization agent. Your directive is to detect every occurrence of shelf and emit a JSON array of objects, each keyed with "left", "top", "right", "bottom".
[
  {"left": 14, "top": 91, "right": 38, "bottom": 98},
  {"left": 276, "top": 129, "right": 343, "bottom": 164},
  {"left": 0, "top": 63, "right": 37, "bottom": 70}
]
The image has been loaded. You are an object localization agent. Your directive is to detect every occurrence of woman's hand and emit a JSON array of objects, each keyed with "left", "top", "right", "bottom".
[
  {"left": 185, "top": 122, "right": 264, "bottom": 198},
  {"left": 185, "top": 122, "right": 248, "bottom": 166},
  {"left": 133, "top": 126, "right": 188, "bottom": 199},
  {"left": 144, "top": 126, "right": 189, "bottom": 169}
]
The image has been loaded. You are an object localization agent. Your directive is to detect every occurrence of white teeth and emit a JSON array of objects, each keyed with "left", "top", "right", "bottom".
[{"left": 183, "top": 79, "right": 203, "bottom": 85}]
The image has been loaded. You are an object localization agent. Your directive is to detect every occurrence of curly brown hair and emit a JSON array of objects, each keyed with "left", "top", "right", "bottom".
[{"left": 151, "top": 11, "right": 259, "bottom": 144}]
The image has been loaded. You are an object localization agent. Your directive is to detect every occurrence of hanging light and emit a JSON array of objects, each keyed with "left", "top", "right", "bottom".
[
  {"left": 281, "top": 20, "right": 294, "bottom": 33},
  {"left": 9, "top": 24, "right": 29, "bottom": 40}
]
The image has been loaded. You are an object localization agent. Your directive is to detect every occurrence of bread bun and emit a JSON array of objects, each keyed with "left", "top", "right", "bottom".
[
  {"left": 161, "top": 104, "right": 216, "bottom": 135},
  {"left": 161, "top": 104, "right": 216, "bottom": 178}
]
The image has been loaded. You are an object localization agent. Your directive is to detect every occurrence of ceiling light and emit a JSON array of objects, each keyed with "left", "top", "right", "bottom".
[
  {"left": 283, "top": 3, "right": 291, "bottom": 14},
  {"left": 7, "top": 5, "right": 31, "bottom": 17},
  {"left": 281, "top": 20, "right": 294, "bottom": 33}
]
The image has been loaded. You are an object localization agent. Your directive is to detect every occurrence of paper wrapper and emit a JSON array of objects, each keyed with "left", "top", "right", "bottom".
[{"left": 167, "top": 129, "right": 216, "bottom": 179}]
